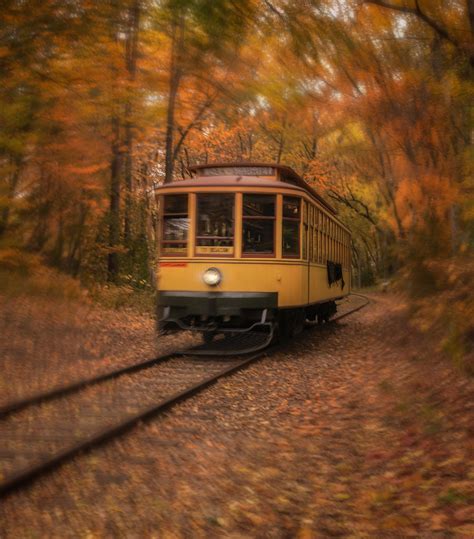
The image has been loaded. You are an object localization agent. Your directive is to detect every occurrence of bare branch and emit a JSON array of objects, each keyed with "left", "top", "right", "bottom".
[
  {"left": 263, "top": 0, "right": 286, "bottom": 21},
  {"left": 327, "top": 188, "right": 377, "bottom": 226},
  {"left": 364, "top": 0, "right": 460, "bottom": 50},
  {"left": 172, "top": 92, "right": 218, "bottom": 162}
]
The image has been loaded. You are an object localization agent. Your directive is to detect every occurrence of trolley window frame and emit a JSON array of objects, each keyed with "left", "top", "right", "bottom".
[
  {"left": 194, "top": 192, "right": 236, "bottom": 258},
  {"left": 242, "top": 193, "right": 277, "bottom": 258},
  {"left": 282, "top": 195, "right": 301, "bottom": 259},
  {"left": 302, "top": 200, "right": 309, "bottom": 260},
  {"left": 160, "top": 193, "right": 190, "bottom": 257}
]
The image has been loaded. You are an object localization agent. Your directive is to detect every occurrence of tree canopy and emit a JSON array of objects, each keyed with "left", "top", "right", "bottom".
[{"left": 0, "top": 0, "right": 472, "bottom": 290}]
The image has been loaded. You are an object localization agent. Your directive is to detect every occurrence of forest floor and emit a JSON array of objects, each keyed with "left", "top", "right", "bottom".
[
  {"left": 0, "top": 289, "right": 473, "bottom": 537},
  {"left": 0, "top": 288, "right": 197, "bottom": 406}
]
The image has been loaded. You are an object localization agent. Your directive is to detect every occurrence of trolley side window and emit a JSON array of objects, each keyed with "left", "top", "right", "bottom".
[
  {"left": 242, "top": 194, "right": 276, "bottom": 255},
  {"left": 196, "top": 194, "right": 235, "bottom": 255},
  {"left": 314, "top": 208, "right": 319, "bottom": 263},
  {"left": 303, "top": 201, "right": 308, "bottom": 260},
  {"left": 161, "top": 194, "right": 189, "bottom": 256},
  {"left": 282, "top": 196, "right": 301, "bottom": 257}
]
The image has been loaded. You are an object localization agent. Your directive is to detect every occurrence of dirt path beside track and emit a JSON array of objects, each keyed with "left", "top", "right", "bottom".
[{"left": 0, "top": 293, "right": 472, "bottom": 537}]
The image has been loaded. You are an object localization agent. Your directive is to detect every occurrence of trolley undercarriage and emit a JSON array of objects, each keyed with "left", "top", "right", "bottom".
[{"left": 158, "top": 290, "right": 339, "bottom": 353}]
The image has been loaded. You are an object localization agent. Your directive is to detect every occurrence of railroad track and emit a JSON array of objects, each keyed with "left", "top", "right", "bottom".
[{"left": 0, "top": 294, "right": 369, "bottom": 498}]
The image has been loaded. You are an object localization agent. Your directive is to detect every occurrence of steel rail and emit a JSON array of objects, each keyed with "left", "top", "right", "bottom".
[
  {"left": 334, "top": 293, "right": 370, "bottom": 321},
  {"left": 0, "top": 294, "right": 369, "bottom": 498},
  {"left": 0, "top": 351, "right": 182, "bottom": 419},
  {"left": 0, "top": 348, "right": 272, "bottom": 498},
  {"left": 0, "top": 294, "right": 369, "bottom": 419},
  {"left": 0, "top": 294, "right": 370, "bottom": 420}
]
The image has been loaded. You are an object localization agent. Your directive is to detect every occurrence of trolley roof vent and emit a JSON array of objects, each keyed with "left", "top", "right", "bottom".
[
  {"left": 190, "top": 164, "right": 276, "bottom": 179},
  {"left": 186, "top": 162, "right": 337, "bottom": 215}
]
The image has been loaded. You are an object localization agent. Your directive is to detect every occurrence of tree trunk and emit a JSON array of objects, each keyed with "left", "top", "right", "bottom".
[
  {"left": 123, "top": 0, "right": 140, "bottom": 241},
  {"left": 276, "top": 132, "right": 285, "bottom": 163},
  {"left": 164, "top": 11, "right": 184, "bottom": 184},
  {"left": 468, "top": 0, "right": 474, "bottom": 36},
  {"left": 52, "top": 212, "right": 64, "bottom": 267},
  {"left": 123, "top": 106, "right": 133, "bottom": 242},
  {"left": 352, "top": 245, "right": 362, "bottom": 289},
  {"left": 66, "top": 200, "right": 88, "bottom": 276},
  {"left": 0, "top": 156, "right": 23, "bottom": 237},
  {"left": 108, "top": 116, "right": 121, "bottom": 282},
  {"left": 367, "top": 127, "right": 406, "bottom": 239}
]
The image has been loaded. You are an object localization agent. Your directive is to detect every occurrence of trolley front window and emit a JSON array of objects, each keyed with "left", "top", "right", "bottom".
[
  {"left": 196, "top": 194, "right": 235, "bottom": 255},
  {"left": 242, "top": 194, "right": 275, "bottom": 255},
  {"left": 161, "top": 194, "right": 189, "bottom": 256},
  {"left": 282, "top": 196, "right": 301, "bottom": 257}
]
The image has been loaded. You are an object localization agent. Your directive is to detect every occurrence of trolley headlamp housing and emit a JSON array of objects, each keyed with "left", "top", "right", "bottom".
[{"left": 202, "top": 267, "right": 222, "bottom": 286}]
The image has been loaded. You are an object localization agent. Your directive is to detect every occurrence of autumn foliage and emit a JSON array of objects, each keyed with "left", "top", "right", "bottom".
[{"left": 0, "top": 0, "right": 472, "bottom": 358}]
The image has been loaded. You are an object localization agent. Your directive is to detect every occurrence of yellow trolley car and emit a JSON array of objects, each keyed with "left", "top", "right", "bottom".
[{"left": 155, "top": 163, "right": 351, "bottom": 348}]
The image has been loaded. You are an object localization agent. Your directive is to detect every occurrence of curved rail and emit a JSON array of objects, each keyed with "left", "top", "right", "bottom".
[
  {"left": 334, "top": 292, "right": 370, "bottom": 321},
  {"left": 0, "top": 294, "right": 369, "bottom": 419},
  {"left": 0, "top": 351, "right": 181, "bottom": 419},
  {"left": 0, "top": 349, "right": 271, "bottom": 498},
  {"left": 0, "top": 293, "right": 369, "bottom": 498}
]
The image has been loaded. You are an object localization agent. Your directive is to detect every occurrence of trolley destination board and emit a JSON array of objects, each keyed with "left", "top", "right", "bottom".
[{"left": 196, "top": 246, "right": 234, "bottom": 255}]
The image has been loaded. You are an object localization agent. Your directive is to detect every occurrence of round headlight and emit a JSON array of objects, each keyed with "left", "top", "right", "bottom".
[{"left": 202, "top": 267, "right": 222, "bottom": 286}]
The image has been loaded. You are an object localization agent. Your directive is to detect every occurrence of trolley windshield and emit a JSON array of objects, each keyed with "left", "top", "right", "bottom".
[{"left": 196, "top": 193, "right": 235, "bottom": 255}]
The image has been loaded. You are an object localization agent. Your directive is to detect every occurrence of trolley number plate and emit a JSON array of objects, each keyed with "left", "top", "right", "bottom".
[{"left": 196, "top": 246, "right": 234, "bottom": 255}]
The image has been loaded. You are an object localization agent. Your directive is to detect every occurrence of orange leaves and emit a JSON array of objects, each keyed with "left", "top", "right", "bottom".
[
  {"left": 67, "top": 163, "right": 109, "bottom": 176},
  {"left": 395, "top": 171, "right": 459, "bottom": 234}
]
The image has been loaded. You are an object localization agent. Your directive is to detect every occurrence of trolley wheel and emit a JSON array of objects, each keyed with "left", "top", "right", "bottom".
[
  {"left": 201, "top": 331, "right": 216, "bottom": 344},
  {"left": 292, "top": 309, "right": 306, "bottom": 336},
  {"left": 278, "top": 309, "right": 305, "bottom": 341}
]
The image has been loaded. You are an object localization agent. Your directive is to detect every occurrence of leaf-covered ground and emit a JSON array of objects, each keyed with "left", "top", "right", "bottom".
[
  {"left": 0, "top": 294, "right": 196, "bottom": 405},
  {"left": 0, "top": 293, "right": 472, "bottom": 537}
]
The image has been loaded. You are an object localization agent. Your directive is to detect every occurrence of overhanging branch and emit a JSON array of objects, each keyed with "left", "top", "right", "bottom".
[{"left": 364, "top": 0, "right": 461, "bottom": 50}]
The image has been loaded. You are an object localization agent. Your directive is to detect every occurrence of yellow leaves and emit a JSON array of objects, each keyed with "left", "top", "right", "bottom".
[
  {"left": 363, "top": 420, "right": 381, "bottom": 432},
  {"left": 297, "top": 524, "right": 314, "bottom": 539},
  {"left": 400, "top": 472, "right": 423, "bottom": 490},
  {"left": 259, "top": 466, "right": 281, "bottom": 480},
  {"left": 244, "top": 511, "right": 267, "bottom": 526},
  {"left": 0, "top": 248, "right": 40, "bottom": 274},
  {"left": 453, "top": 524, "right": 474, "bottom": 536},
  {"left": 234, "top": 464, "right": 252, "bottom": 475},
  {"left": 380, "top": 514, "right": 412, "bottom": 530},
  {"left": 369, "top": 485, "right": 396, "bottom": 506},
  {"left": 333, "top": 492, "right": 351, "bottom": 501},
  {"left": 360, "top": 1, "right": 395, "bottom": 31},
  {"left": 429, "top": 512, "right": 448, "bottom": 530}
]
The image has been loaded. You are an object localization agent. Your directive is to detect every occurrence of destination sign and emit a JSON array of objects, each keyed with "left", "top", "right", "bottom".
[
  {"left": 196, "top": 246, "right": 234, "bottom": 255},
  {"left": 200, "top": 166, "right": 275, "bottom": 177}
]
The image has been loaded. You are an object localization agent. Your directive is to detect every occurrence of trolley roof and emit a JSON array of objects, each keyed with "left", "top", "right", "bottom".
[
  {"left": 189, "top": 162, "right": 336, "bottom": 215},
  {"left": 155, "top": 162, "right": 336, "bottom": 215}
]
